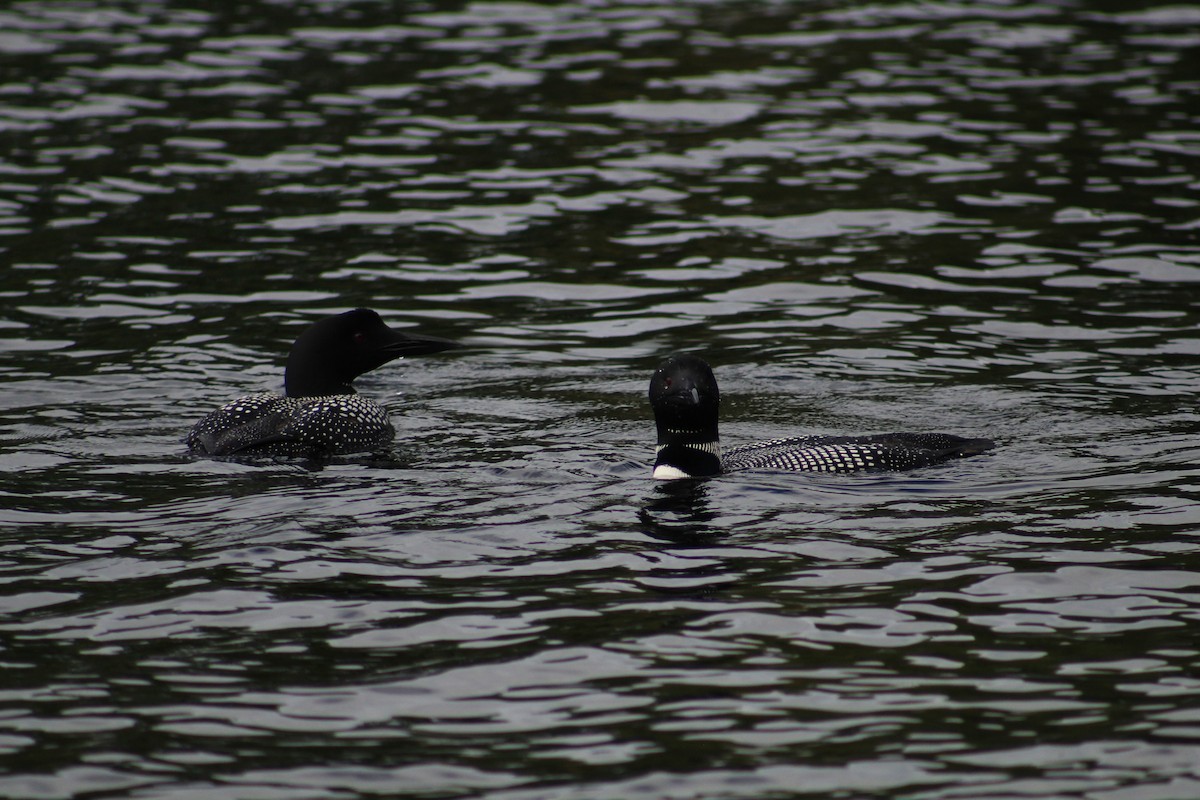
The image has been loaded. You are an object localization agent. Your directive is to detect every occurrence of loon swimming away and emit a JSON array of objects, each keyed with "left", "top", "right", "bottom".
[
  {"left": 186, "top": 308, "right": 456, "bottom": 459},
  {"left": 649, "top": 353, "right": 994, "bottom": 480}
]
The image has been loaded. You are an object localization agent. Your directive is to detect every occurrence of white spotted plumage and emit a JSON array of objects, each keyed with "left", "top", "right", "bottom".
[
  {"left": 725, "top": 438, "right": 888, "bottom": 473},
  {"left": 185, "top": 392, "right": 395, "bottom": 458}
]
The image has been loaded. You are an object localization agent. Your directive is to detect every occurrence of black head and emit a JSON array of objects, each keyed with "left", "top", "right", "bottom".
[
  {"left": 648, "top": 353, "right": 722, "bottom": 478},
  {"left": 284, "top": 308, "right": 457, "bottom": 397}
]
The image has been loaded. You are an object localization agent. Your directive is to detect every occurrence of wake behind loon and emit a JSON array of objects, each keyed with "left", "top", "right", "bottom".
[
  {"left": 186, "top": 308, "right": 456, "bottom": 459},
  {"left": 649, "top": 353, "right": 994, "bottom": 480}
]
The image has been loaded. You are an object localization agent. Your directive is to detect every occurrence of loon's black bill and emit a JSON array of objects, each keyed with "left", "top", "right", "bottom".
[
  {"left": 383, "top": 330, "right": 459, "bottom": 357},
  {"left": 658, "top": 386, "right": 701, "bottom": 408}
]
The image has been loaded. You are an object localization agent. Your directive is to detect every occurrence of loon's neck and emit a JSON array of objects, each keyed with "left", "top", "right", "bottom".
[
  {"left": 285, "top": 378, "right": 358, "bottom": 398},
  {"left": 653, "top": 428, "right": 722, "bottom": 479}
]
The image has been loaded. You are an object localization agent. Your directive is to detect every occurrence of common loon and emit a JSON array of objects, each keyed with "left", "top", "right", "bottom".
[
  {"left": 649, "top": 353, "right": 994, "bottom": 480},
  {"left": 186, "top": 308, "right": 456, "bottom": 458}
]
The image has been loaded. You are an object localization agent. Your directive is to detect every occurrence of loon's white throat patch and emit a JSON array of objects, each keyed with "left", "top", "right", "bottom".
[
  {"left": 653, "top": 463, "right": 693, "bottom": 480},
  {"left": 653, "top": 439, "right": 721, "bottom": 480}
]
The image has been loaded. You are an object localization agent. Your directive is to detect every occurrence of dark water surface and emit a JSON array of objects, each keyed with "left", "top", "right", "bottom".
[{"left": 3, "top": 1, "right": 1200, "bottom": 797}]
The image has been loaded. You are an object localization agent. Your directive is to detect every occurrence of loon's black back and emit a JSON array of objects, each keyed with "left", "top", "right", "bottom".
[
  {"left": 186, "top": 309, "right": 456, "bottom": 459},
  {"left": 649, "top": 353, "right": 994, "bottom": 479},
  {"left": 723, "top": 432, "right": 996, "bottom": 474}
]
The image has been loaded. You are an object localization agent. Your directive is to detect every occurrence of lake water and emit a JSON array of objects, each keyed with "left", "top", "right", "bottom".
[{"left": 2, "top": 1, "right": 1200, "bottom": 798}]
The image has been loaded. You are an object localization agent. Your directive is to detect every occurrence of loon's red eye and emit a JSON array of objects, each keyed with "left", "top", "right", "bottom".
[
  {"left": 354, "top": 331, "right": 366, "bottom": 344},
  {"left": 664, "top": 377, "right": 672, "bottom": 389}
]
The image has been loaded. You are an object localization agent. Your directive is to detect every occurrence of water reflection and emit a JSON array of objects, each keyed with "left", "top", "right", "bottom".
[
  {"left": 2, "top": 0, "right": 1200, "bottom": 798},
  {"left": 638, "top": 480, "right": 721, "bottom": 544}
]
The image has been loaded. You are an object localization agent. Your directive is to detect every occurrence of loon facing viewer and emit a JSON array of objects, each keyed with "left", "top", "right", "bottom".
[
  {"left": 649, "top": 353, "right": 994, "bottom": 480},
  {"left": 186, "top": 308, "right": 456, "bottom": 458}
]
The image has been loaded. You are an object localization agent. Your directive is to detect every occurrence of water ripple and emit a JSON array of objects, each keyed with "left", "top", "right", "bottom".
[{"left": 2, "top": 0, "right": 1200, "bottom": 797}]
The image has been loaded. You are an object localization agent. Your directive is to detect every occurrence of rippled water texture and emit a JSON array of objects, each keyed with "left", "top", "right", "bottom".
[{"left": 3, "top": 1, "right": 1200, "bottom": 798}]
